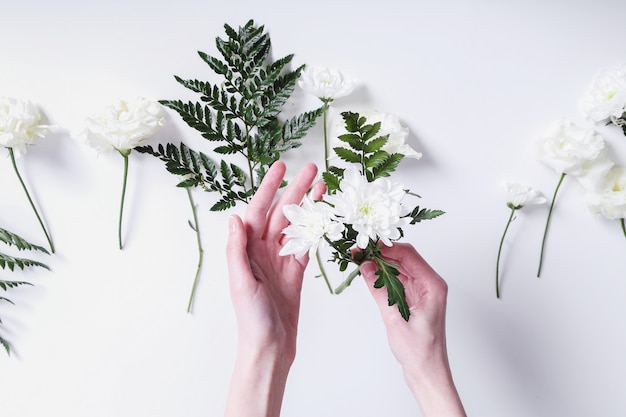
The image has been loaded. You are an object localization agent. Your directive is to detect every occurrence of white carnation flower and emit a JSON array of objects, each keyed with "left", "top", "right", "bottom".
[
  {"left": 585, "top": 166, "right": 626, "bottom": 220},
  {"left": 327, "top": 167, "right": 410, "bottom": 249},
  {"left": 83, "top": 97, "right": 164, "bottom": 155},
  {"left": 502, "top": 181, "right": 546, "bottom": 209},
  {"left": 580, "top": 65, "right": 626, "bottom": 122},
  {"left": 0, "top": 97, "right": 53, "bottom": 155},
  {"left": 280, "top": 196, "right": 344, "bottom": 259},
  {"left": 298, "top": 65, "right": 356, "bottom": 102},
  {"left": 538, "top": 120, "right": 613, "bottom": 187}
]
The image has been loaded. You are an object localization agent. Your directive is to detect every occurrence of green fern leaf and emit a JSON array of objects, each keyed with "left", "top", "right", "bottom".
[
  {"left": 334, "top": 147, "right": 361, "bottom": 164},
  {"left": 408, "top": 207, "right": 445, "bottom": 224},
  {"left": 0, "top": 228, "right": 49, "bottom": 254}
]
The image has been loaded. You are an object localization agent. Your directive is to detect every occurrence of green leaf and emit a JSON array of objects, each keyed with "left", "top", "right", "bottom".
[
  {"left": 0, "top": 336, "right": 9, "bottom": 355},
  {"left": 322, "top": 171, "right": 341, "bottom": 192},
  {"left": 0, "top": 280, "right": 33, "bottom": 291},
  {"left": 334, "top": 147, "right": 361, "bottom": 164},
  {"left": 364, "top": 136, "right": 388, "bottom": 154},
  {"left": 0, "top": 253, "right": 49, "bottom": 272},
  {"left": 0, "top": 228, "right": 49, "bottom": 254},
  {"left": 371, "top": 153, "right": 404, "bottom": 179},
  {"left": 372, "top": 258, "right": 410, "bottom": 321},
  {"left": 408, "top": 207, "right": 445, "bottom": 224}
]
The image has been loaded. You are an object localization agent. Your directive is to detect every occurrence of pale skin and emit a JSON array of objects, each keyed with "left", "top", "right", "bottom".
[{"left": 225, "top": 160, "right": 466, "bottom": 417}]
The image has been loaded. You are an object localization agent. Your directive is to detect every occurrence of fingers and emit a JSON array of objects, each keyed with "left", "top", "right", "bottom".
[
  {"left": 309, "top": 180, "right": 326, "bottom": 201},
  {"left": 226, "top": 215, "right": 254, "bottom": 292},
  {"left": 265, "top": 162, "right": 318, "bottom": 238},
  {"left": 244, "top": 161, "right": 287, "bottom": 237}
]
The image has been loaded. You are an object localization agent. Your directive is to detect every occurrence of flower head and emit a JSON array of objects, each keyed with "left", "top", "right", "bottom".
[
  {"left": 83, "top": 97, "right": 164, "bottom": 155},
  {"left": 327, "top": 167, "right": 410, "bottom": 249},
  {"left": 298, "top": 66, "right": 356, "bottom": 102},
  {"left": 502, "top": 181, "right": 546, "bottom": 209},
  {"left": 580, "top": 65, "right": 626, "bottom": 123},
  {"left": 585, "top": 166, "right": 626, "bottom": 220},
  {"left": 538, "top": 120, "right": 612, "bottom": 186},
  {"left": 0, "top": 97, "right": 53, "bottom": 155},
  {"left": 280, "top": 196, "right": 344, "bottom": 259}
]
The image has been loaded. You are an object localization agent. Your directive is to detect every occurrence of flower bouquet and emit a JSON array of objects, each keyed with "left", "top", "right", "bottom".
[{"left": 280, "top": 112, "right": 443, "bottom": 320}]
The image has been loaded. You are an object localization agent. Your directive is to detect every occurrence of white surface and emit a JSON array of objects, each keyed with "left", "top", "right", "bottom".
[{"left": 2, "top": 1, "right": 626, "bottom": 416}]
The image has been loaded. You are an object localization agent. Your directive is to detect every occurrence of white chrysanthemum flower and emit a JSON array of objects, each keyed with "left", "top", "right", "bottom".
[
  {"left": 585, "top": 166, "right": 626, "bottom": 220},
  {"left": 538, "top": 120, "right": 613, "bottom": 187},
  {"left": 502, "top": 181, "right": 546, "bottom": 209},
  {"left": 280, "top": 196, "right": 345, "bottom": 259},
  {"left": 298, "top": 65, "right": 356, "bottom": 102},
  {"left": 580, "top": 65, "right": 626, "bottom": 122},
  {"left": 332, "top": 110, "right": 421, "bottom": 160},
  {"left": 0, "top": 97, "right": 53, "bottom": 155},
  {"left": 327, "top": 167, "right": 410, "bottom": 249},
  {"left": 82, "top": 97, "right": 164, "bottom": 155}
]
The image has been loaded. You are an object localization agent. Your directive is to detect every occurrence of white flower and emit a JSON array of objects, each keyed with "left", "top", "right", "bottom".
[
  {"left": 327, "top": 167, "right": 410, "bottom": 249},
  {"left": 279, "top": 196, "right": 344, "bottom": 259},
  {"left": 538, "top": 120, "right": 613, "bottom": 186},
  {"left": 83, "top": 97, "right": 164, "bottom": 155},
  {"left": 298, "top": 66, "right": 356, "bottom": 102},
  {"left": 0, "top": 97, "right": 53, "bottom": 155},
  {"left": 580, "top": 65, "right": 626, "bottom": 122},
  {"left": 333, "top": 110, "right": 422, "bottom": 159},
  {"left": 585, "top": 166, "right": 626, "bottom": 220},
  {"left": 502, "top": 181, "right": 546, "bottom": 209}
]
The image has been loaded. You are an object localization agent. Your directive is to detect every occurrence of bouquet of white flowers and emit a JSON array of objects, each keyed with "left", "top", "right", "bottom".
[{"left": 280, "top": 112, "right": 443, "bottom": 320}]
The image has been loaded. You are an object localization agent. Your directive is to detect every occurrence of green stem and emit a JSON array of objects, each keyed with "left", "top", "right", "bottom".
[
  {"left": 496, "top": 207, "right": 516, "bottom": 299},
  {"left": 334, "top": 267, "right": 361, "bottom": 294},
  {"left": 9, "top": 148, "right": 54, "bottom": 253},
  {"left": 315, "top": 249, "right": 333, "bottom": 294},
  {"left": 186, "top": 188, "right": 204, "bottom": 314},
  {"left": 322, "top": 102, "right": 330, "bottom": 171},
  {"left": 537, "top": 172, "right": 566, "bottom": 277},
  {"left": 621, "top": 218, "right": 626, "bottom": 239},
  {"left": 118, "top": 152, "right": 130, "bottom": 250}
]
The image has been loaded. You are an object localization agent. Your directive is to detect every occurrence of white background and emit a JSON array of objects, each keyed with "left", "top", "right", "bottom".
[{"left": 2, "top": 1, "right": 626, "bottom": 416}]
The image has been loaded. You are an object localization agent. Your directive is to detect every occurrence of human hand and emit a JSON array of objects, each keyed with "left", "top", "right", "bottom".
[
  {"left": 226, "top": 160, "right": 324, "bottom": 360},
  {"left": 224, "top": 161, "right": 324, "bottom": 417},
  {"left": 360, "top": 243, "right": 466, "bottom": 417}
]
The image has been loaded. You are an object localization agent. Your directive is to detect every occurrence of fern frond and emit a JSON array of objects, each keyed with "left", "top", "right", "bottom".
[
  {"left": 0, "top": 253, "right": 49, "bottom": 272},
  {"left": 0, "top": 336, "right": 9, "bottom": 355},
  {"left": 0, "top": 228, "right": 49, "bottom": 254}
]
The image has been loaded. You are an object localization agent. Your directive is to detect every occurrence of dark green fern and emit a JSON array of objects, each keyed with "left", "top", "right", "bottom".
[
  {"left": 0, "top": 227, "right": 49, "bottom": 355},
  {"left": 137, "top": 19, "right": 322, "bottom": 211}
]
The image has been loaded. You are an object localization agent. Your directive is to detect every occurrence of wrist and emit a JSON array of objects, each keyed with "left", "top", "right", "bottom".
[
  {"left": 402, "top": 352, "right": 466, "bottom": 417},
  {"left": 225, "top": 347, "right": 294, "bottom": 417}
]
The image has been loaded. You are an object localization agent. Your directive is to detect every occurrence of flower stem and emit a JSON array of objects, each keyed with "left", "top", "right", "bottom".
[
  {"left": 9, "top": 148, "right": 55, "bottom": 253},
  {"left": 322, "top": 102, "right": 330, "bottom": 171},
  {"left": 496, "top": 207, "right": 516, "bottom": 299},
  {"left": 118, "top": 152, "right": 130, "bottom": 250},
  {"left": 334, "top": 268, "right": 360, "bottom": 294},
  {"left": 186, "top": 187, "right": 204, "bottom": 313},
  {"left": 537, "top": 172, "right": 566, "bottom": 277},
  {"left": 315, "top": 249, "right": 333, "bottom": 294},
  {"left": 621, "top": 218, "right": 626, "bottom": 239}
]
